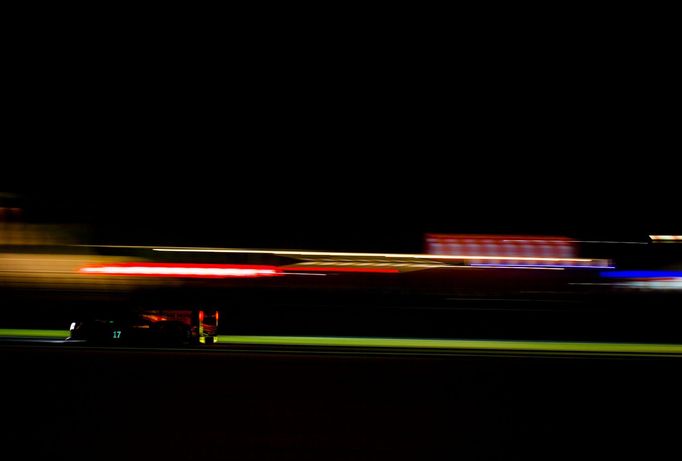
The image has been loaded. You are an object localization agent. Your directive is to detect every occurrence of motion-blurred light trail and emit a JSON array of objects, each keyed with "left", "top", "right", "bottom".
[
  {"left": 216, "top": 336, "right": 682, "bottom": 356},
  {"left": 650, "top": 235, "right": 682, "bottom": 241},
  {"left": 599, "top": 270, "right": 682, "bottom": 279},
  {"left": 153, "top": 248, "right": 599, "bottom": 263},
  {"left": 79, "top": 263, "right": 283, "bottom": 278}
]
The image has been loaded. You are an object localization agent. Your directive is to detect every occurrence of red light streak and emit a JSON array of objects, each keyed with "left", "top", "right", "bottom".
[{"left": 78, "top": 263, "right": 283, "bottom": 278}]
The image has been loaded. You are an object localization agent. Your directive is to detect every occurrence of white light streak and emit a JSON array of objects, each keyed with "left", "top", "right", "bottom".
[{"left": 152, "top": 247, "right": 597, "bottom": 263}]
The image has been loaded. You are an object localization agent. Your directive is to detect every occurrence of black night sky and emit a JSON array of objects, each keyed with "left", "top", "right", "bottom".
[
  {"left": 6, "top": 32, "right": 679, "bottom": 250},
  {"left": 10, "top": 90, "right": 679, "bottom": 251},
  {"left": 14, "top": 177, "right": 680, "bottom": 252}
]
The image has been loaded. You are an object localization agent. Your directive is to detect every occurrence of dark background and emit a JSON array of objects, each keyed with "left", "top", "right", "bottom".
[
  {"left": 12, "top": 178, "right": 680, "bottom": 251},
  {"left": 5, "top": 18, "right": 679, "bottom": 251}
]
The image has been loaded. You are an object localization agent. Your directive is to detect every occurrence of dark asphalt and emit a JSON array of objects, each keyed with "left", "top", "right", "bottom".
[{"left": 3, "top": 344, "right": 682, "bottom": 460}]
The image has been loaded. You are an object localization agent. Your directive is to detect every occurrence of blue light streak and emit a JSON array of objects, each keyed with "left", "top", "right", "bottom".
[{"left": 600, "top": 270, "right": 682, "bottom": 279}]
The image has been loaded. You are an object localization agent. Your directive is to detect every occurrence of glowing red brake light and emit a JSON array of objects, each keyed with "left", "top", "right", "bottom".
[{"left": 78, "top": 263, "right": 283, "bottom": 278}]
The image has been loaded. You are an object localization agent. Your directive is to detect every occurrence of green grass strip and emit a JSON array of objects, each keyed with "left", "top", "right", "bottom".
[
  {"left": 0, "top": 329, "right": 68, "bottom": 339},
  {"left": 217, "top": 335, "right": 682, "bottom": 354},
  {"left": 4, "top": 329, "right": 682, "bottom": 355}
]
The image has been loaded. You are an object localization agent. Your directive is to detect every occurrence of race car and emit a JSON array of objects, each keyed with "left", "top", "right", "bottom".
[{"left": 66, "top": 308, "right": 218, "bottom": 345}]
